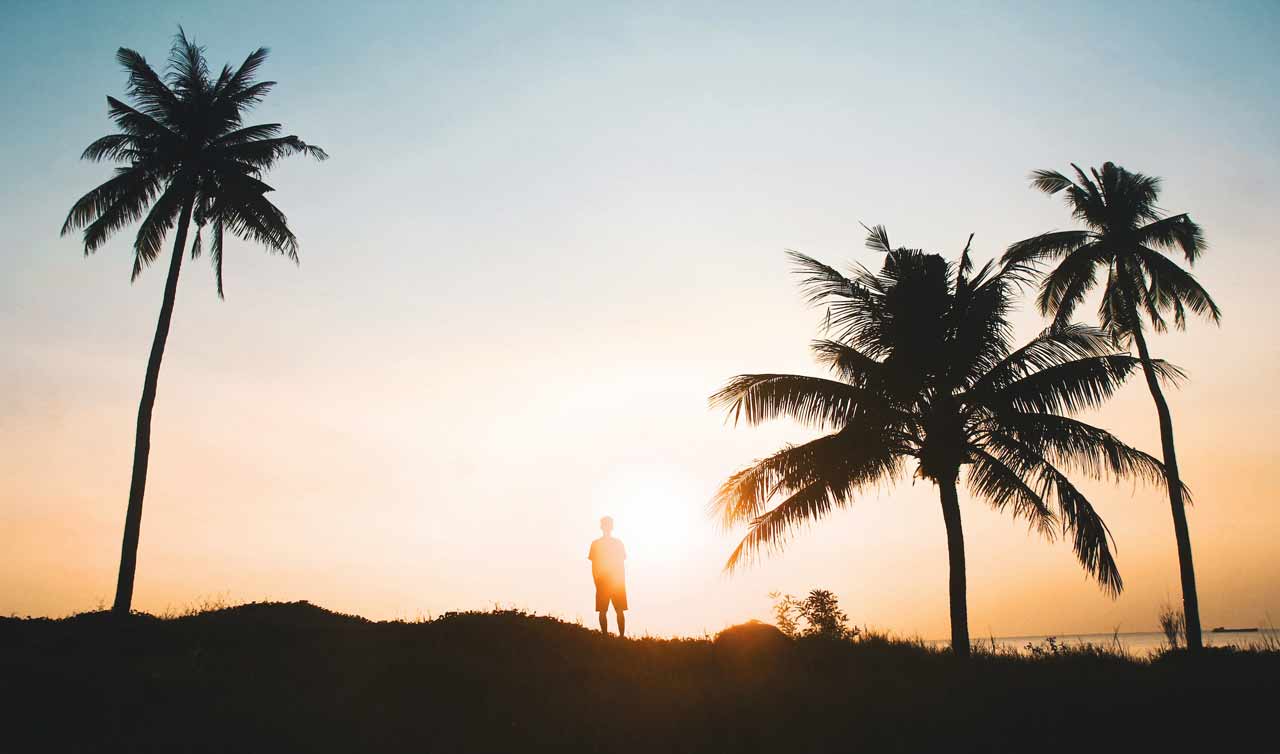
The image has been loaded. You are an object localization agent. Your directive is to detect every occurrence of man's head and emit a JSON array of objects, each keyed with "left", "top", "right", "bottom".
[{"left": 600, "top": 516, "right": 614, "bottom": 535}]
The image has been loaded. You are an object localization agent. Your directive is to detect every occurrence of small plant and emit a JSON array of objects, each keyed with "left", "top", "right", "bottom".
[
  {"left": 159, "top": 592, "right": 232, "bottom": 619},
  {"left": 1248, "top": 617, "right": 1279, "bottom": 653},
  {"left": 769, "top": 589, "right": 859, "bottom": 641},
  {"left": 1024, "top": 636, "right": 1063, "bottom": 657},
  {"left": 769, "top": 591, "right": 800, "bottom": 636},
  {"left": 1157, "top": 601, "right": 1185, "bottom": 651}
]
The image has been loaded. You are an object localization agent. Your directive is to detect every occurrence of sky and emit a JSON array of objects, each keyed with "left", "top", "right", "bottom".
[{"left": 2, "top": 0, "right": 1278, "bottom": 639}]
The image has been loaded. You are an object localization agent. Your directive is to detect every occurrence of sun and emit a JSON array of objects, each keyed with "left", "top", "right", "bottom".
[{"left": 591, "top": 463, "right": 703, "bottom": 565}]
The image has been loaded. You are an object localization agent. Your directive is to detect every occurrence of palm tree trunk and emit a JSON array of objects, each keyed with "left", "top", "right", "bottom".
[
  {"left": 1131, "top": 326, "right": 1202, "bottom": 652},
  {"left": 111, "top": 193, "right": 196, "bottom": 616},
  {"left": 938, "top": 474, "right": 970, "bottom": 657}
]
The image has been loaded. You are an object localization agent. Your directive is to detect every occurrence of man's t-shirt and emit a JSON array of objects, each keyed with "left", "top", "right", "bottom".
[{"left": 588, "top": 536, "right": 626, "bottom": 585}]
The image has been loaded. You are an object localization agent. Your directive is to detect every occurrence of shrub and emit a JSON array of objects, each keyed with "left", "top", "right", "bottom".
[{"left": 769, "top": 589, "right": 859, "bottom": 641}]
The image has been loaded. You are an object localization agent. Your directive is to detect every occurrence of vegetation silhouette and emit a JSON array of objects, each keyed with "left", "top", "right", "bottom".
[
  {"left": 3, "top": 602, "right": 1276, "bottom": 753},
  {"left": 59, "top": 30, "right": 326, "bottom": 615},
  {"left": 710, "top": 227, "right": 1184, "bottom": 656},
  {"left": 1157, "top": 600, "right": 1187, "bottom": 650},
  {"left": 770, "top": 588, "right": 857, "bottom": 640},
  {"left": 1006, "top": 162, "right": 1219, "bottom": 652}
]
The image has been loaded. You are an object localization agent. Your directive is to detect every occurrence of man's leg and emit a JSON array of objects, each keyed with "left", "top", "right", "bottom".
[
  {"left": 616, "top": 610, "right": 625, "bottom": 638},
  {"left": 598, "top": 611, "right": 608, "bottom": 634}
]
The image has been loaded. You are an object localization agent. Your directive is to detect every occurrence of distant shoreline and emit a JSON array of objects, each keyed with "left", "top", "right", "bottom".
[{"left": 925, "top": 628, "right": 1278, "bottom": 654}]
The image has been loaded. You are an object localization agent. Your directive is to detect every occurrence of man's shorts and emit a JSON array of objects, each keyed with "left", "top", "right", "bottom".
[{"left": 595, "top": 581, "right": 627, "bottom": 612}]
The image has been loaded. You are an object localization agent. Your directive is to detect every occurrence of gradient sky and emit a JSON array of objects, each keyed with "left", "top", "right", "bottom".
[{"left": 3, "top": 0, "right": 1278, "bottom": 638}]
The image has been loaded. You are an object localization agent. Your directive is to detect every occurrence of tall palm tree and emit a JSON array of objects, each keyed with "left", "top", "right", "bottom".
[
  {"left": 1004, "top": 163, "right": 1219, "bottom": 651},
  {"left": 710, "top": 228, "right": 1182, "bottom": 656},
  {"left": 61, "top": 30, "right": 326, "bottom": 615}
]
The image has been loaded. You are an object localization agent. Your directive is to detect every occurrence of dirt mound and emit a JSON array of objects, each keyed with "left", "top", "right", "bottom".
[
  {"left": 714, "top": 620, "right": 791, "bottom": 657},
  {"left": 180, "top": 600, "right": 369, "bottom": 629}
]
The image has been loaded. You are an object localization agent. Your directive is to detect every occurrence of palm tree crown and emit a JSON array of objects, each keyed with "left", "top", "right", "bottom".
[
  {"left": 1003, "top": 162, "right": 1219, "bottom": 336},
  {"left": 61, "top": 29, "right": 326, "bottom": 295},
  {"left": 711, "top": 228, "right": 1183, "bottom": 652}
]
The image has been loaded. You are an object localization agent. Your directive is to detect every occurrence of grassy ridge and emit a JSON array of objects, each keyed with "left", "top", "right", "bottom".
[{"left": 3, "top": 602, "right": 1276, "bottom": 753}]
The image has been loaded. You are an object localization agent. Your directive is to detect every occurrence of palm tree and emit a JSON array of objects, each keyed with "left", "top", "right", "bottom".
[
  {"left": 710, "top": 228, "right": 1182, "bottom": 656},
  {"left": 1004, "top": 163, "right": 1219, "bottom": 651},
  {"left": 61, "top": 30, "right": 326, "bottom": 615}
]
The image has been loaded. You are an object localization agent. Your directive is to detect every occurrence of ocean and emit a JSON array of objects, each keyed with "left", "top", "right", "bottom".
[{"left": 949, "top": 629, "right": 1280, "bottom": 656}]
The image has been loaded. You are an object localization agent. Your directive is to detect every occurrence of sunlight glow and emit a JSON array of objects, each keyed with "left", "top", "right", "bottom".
[{"left": 591, "top": 463, "right": 702, "bottom": 565}]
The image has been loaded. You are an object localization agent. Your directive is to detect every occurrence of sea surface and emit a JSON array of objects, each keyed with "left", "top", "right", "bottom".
[{"left": 951, "top": 629, "right": 1279, "bottom": 656}]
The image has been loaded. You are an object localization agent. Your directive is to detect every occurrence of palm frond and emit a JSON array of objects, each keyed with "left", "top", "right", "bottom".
[
  {"left": 718, "top": 429, "right": 905, "bottom": 571},
  {"left": 983, "top": 433, "right": 1123, "bottom": 595},
  {"left": 1128, "top": 261, "right": 1170, "bottom": 333},
  {"left": 1064, "top": 164, "right": 1107, "bottom": 227},
  {"left": 222, "top": 47, "right": 270, "bottom": 100},
  {"left": 209, "top": 46, "right": 274, "bottom": 132},
  {"left": 809, "top": 339, "right": 883, "bottom": 387},
  {"left": 212, "top": 123, "right": 283, "bottom": 147},
  {"left": 709, "top": 373, "right": 869, "bottom": 430},
  {"left": 967, "top": 449, "right": 1056, "bottom": 538},
  {"left": 115, "top": 47, "right": 177, "bottom": 123},
  {"left": 212, "top": 62, "right": 234, "bottom": 95},
  {"left": 168, "top": 27, "right": 210, "bottom": 96},
  {"left": 1097, "top": 263, "right": 1129, "bottom": 337},
  {"left": 968, "top": 324, "right": 1114, "bottom": 397},
  {"left": 786, "top": 250, "right": 889, "bottom": 351},
  {"left": 994, "top": 354, "right": 1148, "bottom": 416},
  {"left": 62, "top": 165, "right": 163, "bottom": 246},
  {"left": 1003, "top": 230, "right": 1092, "bottom": 267},
  {"left": 1111, "top": 165, "right": 1163, "bottom": 224},
  {"left": 130, "top": 183, "right": 187, "bottom": 279},
  {"left": 217, "top": 191, "right": 298, "bottom": 261},
  {"left": 1136, "top": 213, "right": 1204, "bottom": 264},
  {"left": 787, "top": 249, "right": 863, "bottom": 305},
  {"left": 1040, "top": 246, "right": 1103, "bottom": 330},
  {"left": 216, "top": 80, "right": 276, "bottom": 119},
  {"left": 211, "top": 217, "right": 226, "bottom": 298},
  {"left": 220, "top": 134, "right": 328, "bottom": 167},
  {"left": 1040, "top": 461, "right": 1123, "bottom": 596},
  {"left": 80, "top": 134, "right": 137, "bottom": 163},
  {"left": 956, "top": 233, "right": 975, "bottom": 282},
  {"left": 1133, "top": 246, "right": 1222, "bottom": 327},
  {"left": 991, "top": 414, "right": 1183, "bottom": 496},
  {"left": 1033, "top": 241, "right": 1101, "bottom": 316},
  {"left": 863, "top": 223, "right": 892, "bottom": 254},
  {"left": 949, "top": 261, "right": 1018, "bottom": 387},
  {"left": 105, "top": 96, "right": 176, "bottom": 142},
  {"left": 723, "top": 481, "right": 841, "bottom": 571},
  {"left": 1029, "top": 169, "right": 1074, "bottom": 195},
  {"left": 711, "top": 431, "right": 858, "bottom": 529}
]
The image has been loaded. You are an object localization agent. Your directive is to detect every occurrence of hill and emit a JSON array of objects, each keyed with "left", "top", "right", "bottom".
[{"left": 2, "top": 602, "right": 1276, "bottom": 752}]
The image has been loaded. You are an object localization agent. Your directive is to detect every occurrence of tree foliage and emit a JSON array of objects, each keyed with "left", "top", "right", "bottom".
[
  {"left": 712, "top": 228, "right": 1184, "bottom": 596},
  {"left": 1003, "top": 162, "right": 1219, "bottom": 338},
  {"left": 62, "top": 28, "right": 327, "bottom": 295},
  {"left": 770, "top": 589, "right": 858, "bottom": 640}
]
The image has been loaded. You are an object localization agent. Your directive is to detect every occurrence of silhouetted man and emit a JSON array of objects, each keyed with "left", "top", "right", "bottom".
[{"left": 588, "top": 516, "right": 627, "bottom": 637}]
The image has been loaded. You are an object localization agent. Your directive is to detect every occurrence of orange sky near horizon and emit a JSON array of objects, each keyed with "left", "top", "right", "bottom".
[{"left": 3, "top": 1, "right": 1279, "bottom": 639}]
